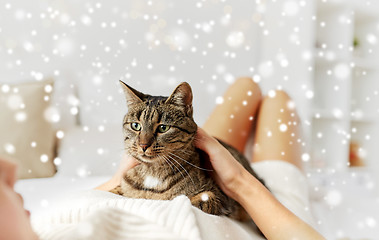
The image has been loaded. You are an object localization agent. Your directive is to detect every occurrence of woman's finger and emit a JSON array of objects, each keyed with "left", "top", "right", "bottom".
[
  {"left": 0, "top": 158, "right": 18, "bottom": 188},
  {"left": 123, "top": 154, "right": 140, "bottom": 170},
  {"left": 195, "top": 128, "right": 238, "bottom": 173},
  {"left": 195, "top": 128, "right": 224, "bottom": 156},
  {"left": 116, "top": 154, "right": 140, "bottom": 176}
]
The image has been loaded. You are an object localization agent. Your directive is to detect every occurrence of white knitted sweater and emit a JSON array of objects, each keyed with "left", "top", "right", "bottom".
[{"left": 33, "top": 190, "right": 261, "bottom": 240}]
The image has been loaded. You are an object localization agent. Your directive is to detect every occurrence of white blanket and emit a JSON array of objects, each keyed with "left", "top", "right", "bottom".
[{"left": 33, "top": 190, "right": 262, "bottom": 240}]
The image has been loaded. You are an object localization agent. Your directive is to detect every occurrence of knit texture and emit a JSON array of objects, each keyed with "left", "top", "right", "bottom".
[
  {"left": 32, "top": 190, "right": 260, "bottom": 240},
  {"left": 33, "top": 190, "right": 206, "bottom": 240}
]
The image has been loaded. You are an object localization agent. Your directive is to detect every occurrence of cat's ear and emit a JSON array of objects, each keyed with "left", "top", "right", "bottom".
[
  {"left": 119, "top": 80, "right": 145, "bottom": 106},
  {"left": 166, "top": 82, "right": 193, "bottom": 116}
]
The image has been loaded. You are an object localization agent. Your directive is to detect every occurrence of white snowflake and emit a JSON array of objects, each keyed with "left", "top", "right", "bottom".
[
  {"left": 56, "top": 130, "right": 65, "bottom": 139},
  {"left": 301, "top": 153, "right": 310, "bottom": 162},
  {"left": 77, "top": 167, "right": 89, "bottom": 178},
  {"left": 258, "top": 61, "right": 273, "bottom": 78},
  {"left": 279, "top": 123, "right": 288, "bottom": 132},
  {"left": 4, "top": 143, "right": 16, "bottom": 154},
  {"left": 268, "top": 90, "right": 276, "bottom": 98},
  {"left": 14, "top": 111, "right": 27, "bottom": 122},
  {"left": 305, "top": 90, "right": 314, "bottom": 99},
  {"left": 201, "top": 193, "right": 209, "bottom": 202},
  {"left": 366, "top": 34, "right": 377, "bottom": 45},
  {"left": 215, "top": 96, "right": 224, "bottom": 105},
  {"left": 333, "top": 63, "right": 350, "bottom": 79},
  {"left": 7, "top": 94, "right": 23, "bottom": 110},
  {"left": 23, "top": 41, "right": 34, "bottom": 52},
  {"left": 53, "top": 157, "right": 62, "bottom": 166},
  {"left": 44, "top": 107, "right": 61, "bottom": 123},
  {"left": 226, "top": 32, "right": 245, "bottom": 48},
  {"left": 40, "top": 154, "right": 49, "bottom": 163},
  {"left": 283, "top": 1, "right": 299, "bottom": 16},
  {"left": 81, "top": 15, "right": 92, "bottom": 25}
]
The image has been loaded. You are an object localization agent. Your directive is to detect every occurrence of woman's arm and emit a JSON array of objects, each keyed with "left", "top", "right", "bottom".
[{"left": 195, "top": 128, "right": 325, "bottom": 240}]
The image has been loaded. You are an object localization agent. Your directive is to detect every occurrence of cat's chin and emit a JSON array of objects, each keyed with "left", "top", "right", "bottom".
[{"left": 136, "top": 155, "right": 158, "bottom": 163}]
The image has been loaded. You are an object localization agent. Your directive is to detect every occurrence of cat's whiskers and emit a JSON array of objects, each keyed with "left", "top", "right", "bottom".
[
  {"left": 168, "top": 152, "right": 213, "bottom": 172},
  {"left": 157, "top": 154, "right": 176, "bottom": 176},
  {"left": 166, "top": 154, "right": 195, "bottom": 186},
  {"left": 163, "top": 155, "right": 193, "bottom": 187}
]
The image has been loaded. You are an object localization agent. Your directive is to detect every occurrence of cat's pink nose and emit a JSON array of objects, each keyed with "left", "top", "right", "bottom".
[{"left": 140, "top": 144, "right": 149, "bottom": 152}]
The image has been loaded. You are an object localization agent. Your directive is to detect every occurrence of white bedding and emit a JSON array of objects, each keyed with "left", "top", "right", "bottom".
[
  {"left": 15, "top": 176, "right": 109, "bottom": 216},
  {"left": 15, "top": 172, "right": 379, "bottom": 240},
  {"left": 16, "top": 176, "right": 262, "bottom": 240},
  {"left": 13, "top": 126, "right": 379, "bottom": 239}
]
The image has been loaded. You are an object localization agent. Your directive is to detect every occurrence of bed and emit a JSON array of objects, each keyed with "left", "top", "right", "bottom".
[
  {"left": 15, "top": 172, "right": 379, "bottom": 239},
  {"left": 0, "top": 78, "right": 376, "bottom": 239},
  {"left": 13, "top": 124, "right": 379, "bottom": 240}
]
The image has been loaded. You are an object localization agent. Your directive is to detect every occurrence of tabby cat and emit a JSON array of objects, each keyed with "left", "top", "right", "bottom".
[{"left": 110, "top": 81, "right": 264, "bottom": 220}]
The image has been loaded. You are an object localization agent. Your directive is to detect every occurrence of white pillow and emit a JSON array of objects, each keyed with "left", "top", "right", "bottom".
[
  {"left": 56, "top": 125, "right": 124, "bottom": 177},
  {"left": 0, "top": 79, "right": 57, "bottom": 179}
]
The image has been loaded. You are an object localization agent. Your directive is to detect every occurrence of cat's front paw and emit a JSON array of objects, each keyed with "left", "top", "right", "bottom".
[{"left": 190, "top": 191, "right": 222, "bottom": 215}]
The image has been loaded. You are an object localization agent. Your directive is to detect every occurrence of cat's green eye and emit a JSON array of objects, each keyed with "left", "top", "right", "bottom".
[
  {"left": 157, "top": 124, "right": 170, "bottom": 133},
  {"left": 131, "top": 122, "right": 141, "bottom": 131}
]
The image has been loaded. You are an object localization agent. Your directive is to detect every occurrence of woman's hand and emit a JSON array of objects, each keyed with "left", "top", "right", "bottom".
[
  {"left": 0, "top": 158, "right": 38, "bottom": 240},
  {"left": 95, "top": 153, "right": 139, "bottom": 191},
  {"left": 195, "top": 127, "right": 250, "bottom": 200},
  {"left": 196, "top": 128, "right": 325, "bottom": 239}
]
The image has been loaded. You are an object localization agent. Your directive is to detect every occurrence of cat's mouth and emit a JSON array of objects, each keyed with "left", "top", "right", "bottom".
[{"left": 136, "top": 154, "right": 157, "bottom": 163}]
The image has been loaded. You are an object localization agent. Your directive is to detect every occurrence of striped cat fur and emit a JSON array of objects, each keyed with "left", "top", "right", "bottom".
[{"left": 110, "top": 81, "right": 265, "bottom": 221}]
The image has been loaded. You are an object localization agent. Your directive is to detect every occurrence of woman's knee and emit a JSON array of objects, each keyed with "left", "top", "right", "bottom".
[
  {"left": 261, "top": 90, "right": 295, "bottom": 112},
  {"left": 232, "top": 77, "right": 262, "bottom": 100}
]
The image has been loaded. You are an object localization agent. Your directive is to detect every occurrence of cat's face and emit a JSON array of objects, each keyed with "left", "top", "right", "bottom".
[{"left": 120, "top": 82, "right": 197, "bottom": 164}]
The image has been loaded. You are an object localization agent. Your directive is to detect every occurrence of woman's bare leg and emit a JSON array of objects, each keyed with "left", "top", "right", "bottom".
[
  {"left": 203, "top": 77, "right": 262, "bottom": 153},
  {"left": 252, "top": 90, "right": 303, "bottom": 170}
]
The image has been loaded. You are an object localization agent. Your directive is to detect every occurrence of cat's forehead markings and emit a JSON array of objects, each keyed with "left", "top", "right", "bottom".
[
  {"left": 141, "top": 107, "right": 159, "bottom": 123},
  {"left": 127, "top": 110, "right": 141, "bottom": 121}
]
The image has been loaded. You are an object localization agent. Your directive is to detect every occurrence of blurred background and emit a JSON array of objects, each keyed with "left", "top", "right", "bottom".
[{"left": 1, "top": 0, "right": 379, "bottom": 239}]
